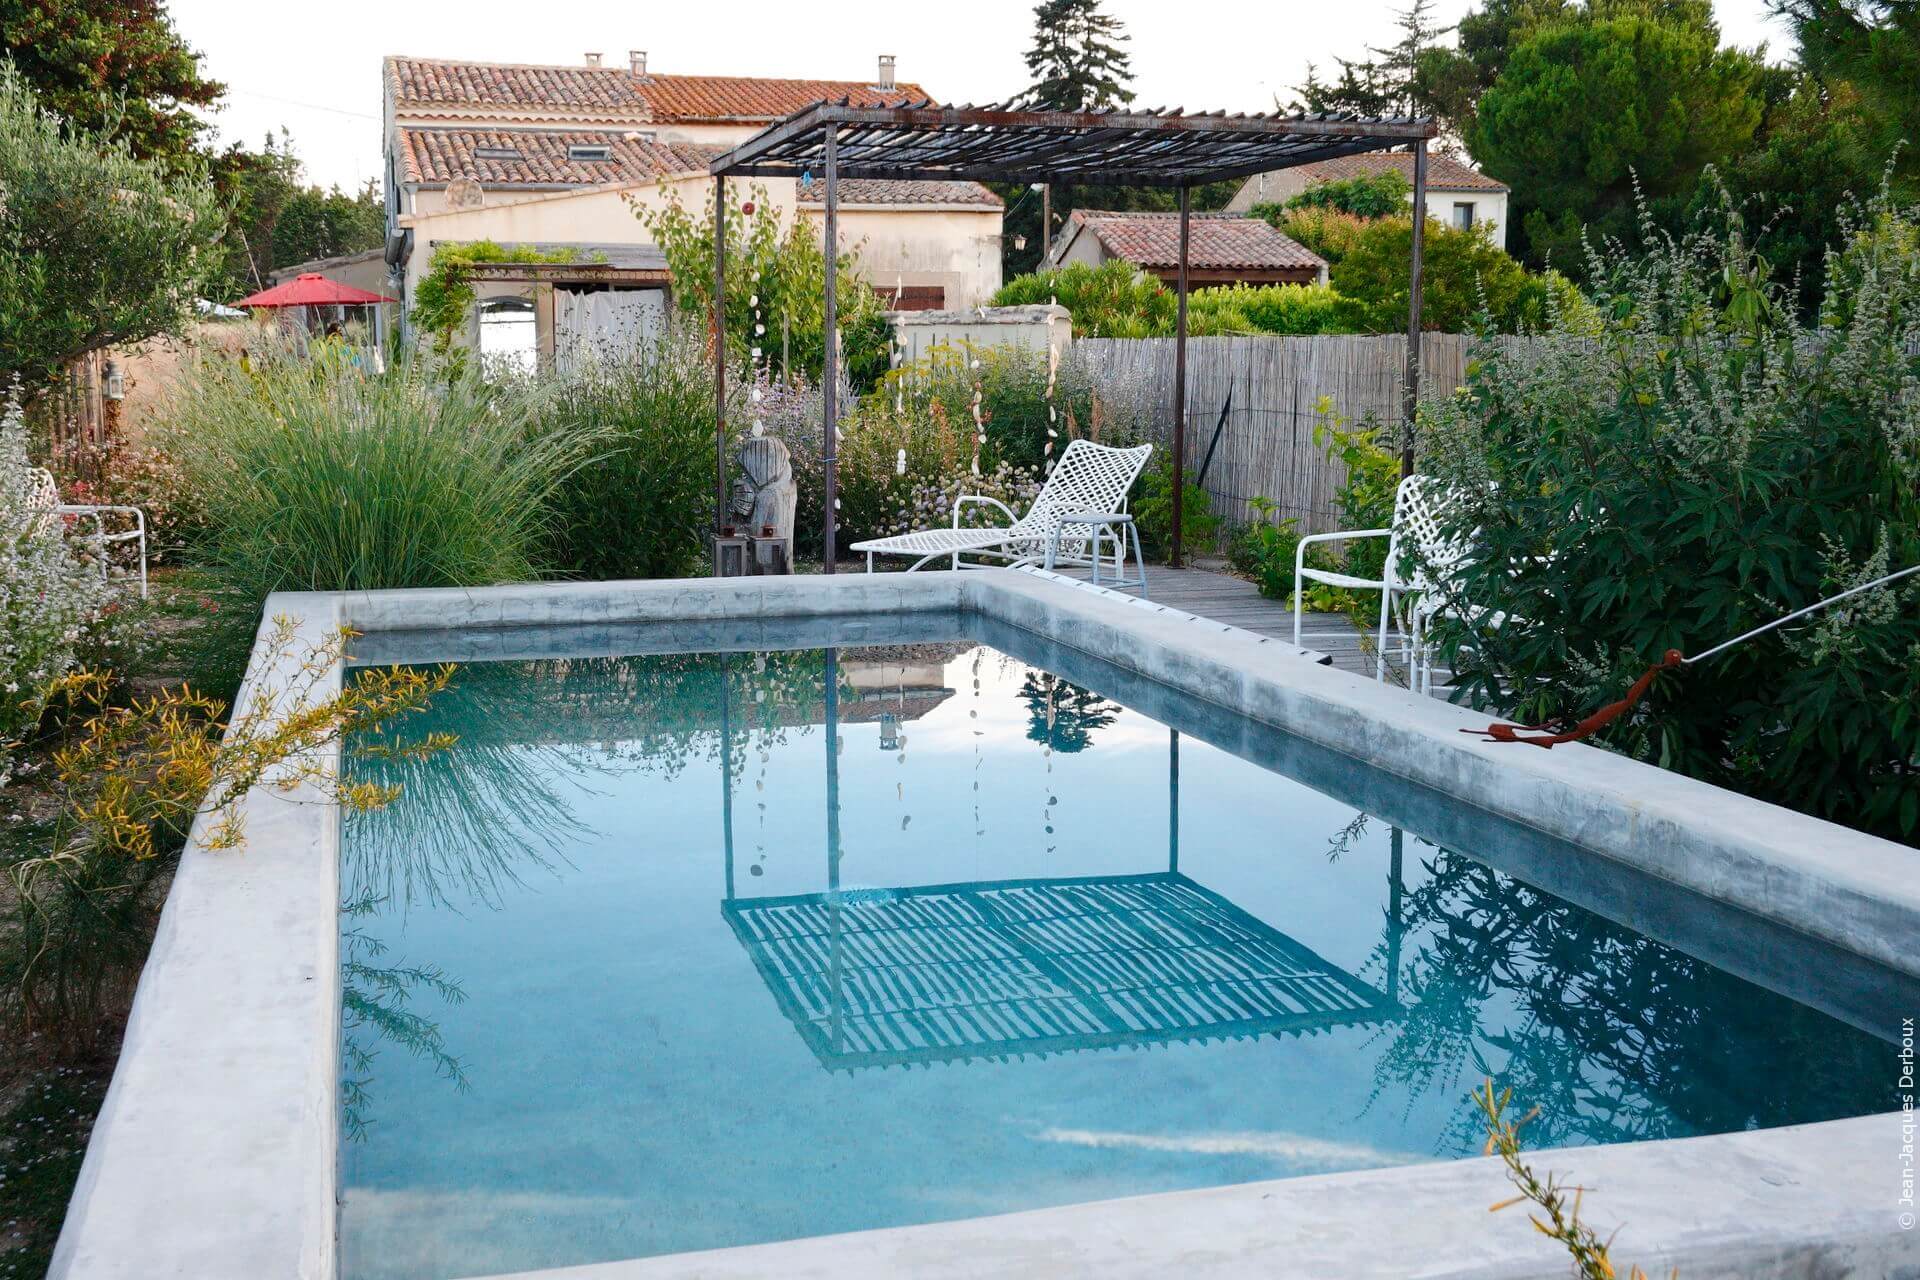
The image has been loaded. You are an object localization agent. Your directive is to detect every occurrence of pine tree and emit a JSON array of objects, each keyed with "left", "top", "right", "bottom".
[
  {"left": 1292, "top": 0, "right": 1453, "bottom": 117},
  {"left": 1022, "top": 0, "right": 1136, "bottom": 112}
]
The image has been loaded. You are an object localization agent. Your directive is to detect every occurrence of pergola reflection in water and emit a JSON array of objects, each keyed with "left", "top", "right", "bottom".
[{"left": 720, "top": 648, "right": 1405, "bottom": 1072}]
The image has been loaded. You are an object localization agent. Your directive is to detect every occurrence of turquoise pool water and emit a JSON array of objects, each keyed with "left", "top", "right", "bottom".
[{"left": 340, "top": 633, "right": 1900, "bottom": 1280}]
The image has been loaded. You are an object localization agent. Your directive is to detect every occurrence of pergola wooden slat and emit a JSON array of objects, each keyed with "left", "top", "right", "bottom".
[{"left": 709, "top": 100, "right": 1438, "bottom": 568}]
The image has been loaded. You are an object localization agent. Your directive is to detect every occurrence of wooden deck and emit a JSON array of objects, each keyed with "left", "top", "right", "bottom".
[{"left": 1049, "top": 561, "right": 1411, "bottom": 682}]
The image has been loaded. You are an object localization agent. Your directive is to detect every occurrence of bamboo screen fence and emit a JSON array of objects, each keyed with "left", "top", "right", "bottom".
[{"left": 1073, "top": 334, "right": 1473, "bottom": 534}]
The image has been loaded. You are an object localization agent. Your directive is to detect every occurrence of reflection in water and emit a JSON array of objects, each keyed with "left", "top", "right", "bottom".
[
  {"left": 339, "top": 640, "right": 1901, "bottom": 1279},
  {"left": 725, "top": 872, "right": 1399, "bottom": 1072},
  {"left": 1019, "top": 672, "right": 1120, "bottom": 754},
  {"left": 340, "top": 894, "right": 469, "bottom": 1142},
  {"left": 1362, "top": 846, "right": 1894, "bottom": 1153}
]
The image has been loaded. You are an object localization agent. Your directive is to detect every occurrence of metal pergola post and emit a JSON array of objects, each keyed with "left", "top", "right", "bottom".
[
  {"left": 1402, "top": 140, "right": 1427, "bottom": 479},
  {"left": 821, "top": 127, "right": 841, "bottom": 571},
  {"left": 712, "top": 177, "right": 728, "bottom": 536},
  {"left": 1172, "top": 185, "right": 1191, "bottom": 569}
]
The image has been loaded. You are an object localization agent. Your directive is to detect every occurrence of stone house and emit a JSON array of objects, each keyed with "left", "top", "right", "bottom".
[{"left": 380, "top": 52, "right": 1005, "bottom": 366}]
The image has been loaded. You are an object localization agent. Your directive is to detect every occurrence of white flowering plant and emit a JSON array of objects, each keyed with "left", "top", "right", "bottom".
[
  {"left": 1, "top": 405, "right": 110, "bottom": 777},
  {"left": 1418, "top": 184, "right": 1920, "bottom": 842}
]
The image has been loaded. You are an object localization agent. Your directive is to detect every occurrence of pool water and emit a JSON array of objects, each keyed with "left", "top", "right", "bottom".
[{"left": 339, "top": 638, "right": 1898, "bottom": 1280}]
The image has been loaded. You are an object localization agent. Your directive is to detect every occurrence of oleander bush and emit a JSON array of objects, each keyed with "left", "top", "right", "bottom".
[{"left": 1422, "top": 190, "right": 1920, "bottom": 842}]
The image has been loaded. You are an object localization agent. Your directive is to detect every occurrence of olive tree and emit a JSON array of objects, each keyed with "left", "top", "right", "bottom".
[{"left": 0, "top": 63, "right": 222, "bottom": 391}]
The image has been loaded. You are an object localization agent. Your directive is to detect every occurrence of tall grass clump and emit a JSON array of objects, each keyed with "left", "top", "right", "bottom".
[
  {"left": 162, "top": 348, "right": 594, "bottom": 598},
  {"left": 542, "top": 328, "right": 720, "bottom": 580}
]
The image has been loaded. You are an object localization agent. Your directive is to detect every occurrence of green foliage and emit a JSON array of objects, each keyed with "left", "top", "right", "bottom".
[
  {"left": 1471, "top": 12, "right": 1765, "bottom": 266},
  {"left": 542, "top": 329, "right": 718, "bottom": 580},
  {"left": 160, "top": 346, "right": 597, "bottom": 600},
  {"left": 993, "top": 259, "right": 1174, "bottom": 337},
  {"left": 1292, "top": 0, "right": 1455, "bottom": 119},
  {"left": 1286, "top": 169, "right": 1412, "bottom": 219},
  {"left": 1420, "top": 192, "right": 1920, "bottom": 842},
  {"left": 0, "top": 61, "right": 221, "bottom": 389},
  {"left": 1257, "top": 205, "right": 1372, "bottom": 267},
  {"left": 1332, "top": 214, "right": 1548, "bottom": 333},
  {"left": 0, "top": 0, "right": 222, "bottom": 169},
  {"left": 1775, "top": 0, "right": 1920, "bottom": 197},
  {"left": 0, "top": 1067, "right": 108, "bottom": 1276},
  {"left": 636, "top": 179, "right": 889, "bottom": 389},
  {"left": 866, "top": 342, "right": 1101, "bottom": 474},
  {"left": 1190, "top": 283, "right": 1350, "bottom": 335},
  {"left": 1130, "top": 456, "right": 1218, "bottom": 559},
  {"left": 996, "top": 264, "right": 1353, "bottom": 338},
  {"left": 410, "top": 240, "right": 580, "bottom": 362},
  {"left": 209, "top": 131, "right": 387, "bottom": 300},
  {"left": 1229, "top": 496, "right": 1307, "bottom": 600},
  {"left": 1, "top": 404, "right": 108, "bottom": 756},
  {"left": 1021, "top": 0, "right": 1135, "bottom": 111}
]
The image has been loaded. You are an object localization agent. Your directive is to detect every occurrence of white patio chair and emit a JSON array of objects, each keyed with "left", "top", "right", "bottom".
[
  {"left": 853, "top": 440, "right": 1154, "bottom": 574},
  {"left": 28, "top": 466, "right": 150, "bottom": 599},
  {"left": 1292, "top": 474, "right": 1470, "bottom": 688}
]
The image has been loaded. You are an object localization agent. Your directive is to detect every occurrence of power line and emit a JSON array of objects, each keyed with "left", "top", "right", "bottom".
[{"left": 225, "top": 88, "right": 380, "bottom": 122}]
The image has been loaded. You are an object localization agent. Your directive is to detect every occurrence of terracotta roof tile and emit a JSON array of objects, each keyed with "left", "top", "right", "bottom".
[
  {"left": 399, "top": 127, "right": 712, "bottom": 187},
  {"left": 797, "top": 178, "right": 1001, "bottom": 208},
  {"left": 386, "top": 56, "right": 929, "bottom": 124},
  {"left": 1071, "top": 212, "right": 1326, "bottom": 272},
  {"left": 1291, "top": 151, "right": 1507, "bottom": 192},
  {"left": 638, "top": 73, "right": 928, "bottom": 122}
]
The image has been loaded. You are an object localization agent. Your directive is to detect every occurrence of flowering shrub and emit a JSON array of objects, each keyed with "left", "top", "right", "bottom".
[
  {"left": 1421, "top": 191, "right": 1920, "bottom": 841},
  {"left": 1, "top": 406, "right": 108, "bottom": 771}
]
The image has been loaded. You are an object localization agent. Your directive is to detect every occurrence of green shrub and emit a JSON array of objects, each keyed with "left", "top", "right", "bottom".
[
  {"left": 1229, "top": 496, "right": 1307, "bottom": 599},
  {"left": 1, "top": 406, "right": 109, "bottom": 761},
  {"left": 1421, "top": 193, "right": 1920, "bottom": 842},
  {"left": 543, "top": 330, "right": 718, "bottom": 580},
  {"left": 1130, "top": 456, "right": 1219, "bottom": 560},
  {"left": 1260, "top": 205, "right": 1372, "bottom": 267},
  {"left": 638, "top": 180, "right": 889, "bottom": 388},
  {"left": 992, "top": 259, "right": 1175, "bottom": 338},
  {"left": 1331, "top": 215, "right": 1540, "bottom": 333},
  {"left": 162, "top": 348, "right": 595, "bottom": 599},
  {"left": 1196, "top": 283, "right": 1350, "bottom": 336},
  {"left": 1281, "top": 169, "right": 1411, "bottom": 219}
]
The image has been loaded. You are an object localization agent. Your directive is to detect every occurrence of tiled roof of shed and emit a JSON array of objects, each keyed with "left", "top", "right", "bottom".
[
  {"left": 398, "top": 127, "right": 710, "bottom": 186},
  {"left": 1289, "top": 151, "right": 1508, "bottom": 192},
  {"left": 1069, "top": 211, "right": 1326, "bottom": 272},
  {"left": 797, "top": 178, "right": 1002, "bottom": 208}
]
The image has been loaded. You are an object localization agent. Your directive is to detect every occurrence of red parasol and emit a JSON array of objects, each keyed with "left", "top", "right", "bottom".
[{"left": 236, "top": 273, "right": 395, "bottom": 309}]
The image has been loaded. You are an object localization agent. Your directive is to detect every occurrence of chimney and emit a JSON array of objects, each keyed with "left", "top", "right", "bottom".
[
  {"left": 584, "top": 51, "right": 603, "bottom": 67},
  {"left": 630, "top": 49, "right": 647, "bottom": 77},
  {"left": 877, "top": 54, "right": 896, "bottom": 91}
]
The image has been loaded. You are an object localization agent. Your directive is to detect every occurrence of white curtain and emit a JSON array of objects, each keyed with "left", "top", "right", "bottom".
[{"left": 554, "top": 287, "right": 667, "bottom": 375}]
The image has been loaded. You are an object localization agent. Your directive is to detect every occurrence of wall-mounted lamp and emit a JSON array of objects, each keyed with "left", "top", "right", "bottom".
[
  {"left": 879, "top": 711, "right": 900, "bottom": 752},
  {"left": 102, "top": 360, "right": 125, "bottom": 401}
]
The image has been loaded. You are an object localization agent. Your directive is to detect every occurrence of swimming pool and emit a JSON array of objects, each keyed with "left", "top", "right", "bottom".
[{"left": 338, "top": 624, "right": 1900, "bottom": 1280}]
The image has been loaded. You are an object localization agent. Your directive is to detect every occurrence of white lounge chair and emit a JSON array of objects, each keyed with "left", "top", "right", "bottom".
[
  {"left": 28, "top": 466, "right": 149, "bottom": 599},
  {"left": 853, "top": 439, "right": 1154, "bottom": 574},
  {"left": 1292, "top": 474, "right": 1471, "bottom": 689}
]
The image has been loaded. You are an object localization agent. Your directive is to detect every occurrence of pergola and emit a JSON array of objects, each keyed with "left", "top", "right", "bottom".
[{"left": 709, "top": 101, "right": 1439, "bottom": 568}]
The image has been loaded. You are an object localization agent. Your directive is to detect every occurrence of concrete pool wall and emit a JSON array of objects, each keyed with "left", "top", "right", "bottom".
[{"left": 48, "top": 570, "right": 1920, "bottom": 1280}]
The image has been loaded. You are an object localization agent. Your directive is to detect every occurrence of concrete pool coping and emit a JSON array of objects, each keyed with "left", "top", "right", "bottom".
[{"left": 48, "top": 569, "right": 1920, "bottom": 1280}]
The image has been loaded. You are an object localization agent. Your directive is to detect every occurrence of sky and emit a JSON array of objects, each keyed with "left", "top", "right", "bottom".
[{"left": 168, "top": 0, "right": 1794, "bottom": 194}]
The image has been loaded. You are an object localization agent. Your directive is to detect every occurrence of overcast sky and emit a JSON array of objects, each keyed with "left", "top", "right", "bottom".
[{"left": 168, "top": 0, "right": 1794, "bottom": 193}]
